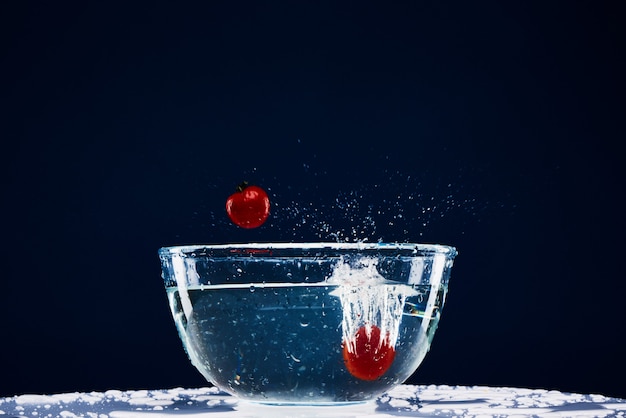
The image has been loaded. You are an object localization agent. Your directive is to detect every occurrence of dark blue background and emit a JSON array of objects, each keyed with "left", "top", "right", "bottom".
[{"left": 2, "top": 1, "right": 625, "bottom": 399}]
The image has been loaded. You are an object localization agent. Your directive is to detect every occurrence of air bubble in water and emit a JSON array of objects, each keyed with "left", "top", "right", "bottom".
[{"left": 328, "top": 257, "right": 417, "bottom": 354}]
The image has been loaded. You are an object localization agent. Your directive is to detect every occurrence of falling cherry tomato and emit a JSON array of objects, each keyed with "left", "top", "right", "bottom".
[
  {"left": 342, "top": 324, "right": 396, "bottom": 381},
  {"left": 225, "top": 181, "right": 270, "bottom": 229}
]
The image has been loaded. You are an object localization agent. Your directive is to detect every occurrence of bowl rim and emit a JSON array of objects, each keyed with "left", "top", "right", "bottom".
[{"left": 158, "top": 242, "right": 457, "bottom": 258}]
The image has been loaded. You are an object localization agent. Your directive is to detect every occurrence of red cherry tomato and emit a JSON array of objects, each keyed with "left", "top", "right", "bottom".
[
  {"left": 225, "top": 182, "right": 270, "bottom": 229},
  {"left": 342, "top": 324, "right": 396, "bottom": 381}
]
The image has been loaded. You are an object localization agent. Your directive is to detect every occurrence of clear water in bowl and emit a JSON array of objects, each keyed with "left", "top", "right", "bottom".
[
  {"left": 168, "top": 282, "right": 445, "bottom": 403},
  {"left": 161, "top": 243, "right": 456, "bottom": 404}
]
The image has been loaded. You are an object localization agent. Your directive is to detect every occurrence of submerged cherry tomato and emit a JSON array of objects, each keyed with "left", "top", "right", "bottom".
[
  {"left": 342, "top": 324, "right": 396, "bottom": 381},
  {"left": 225, "top": 182, "right": 270, "bottom": 229}
]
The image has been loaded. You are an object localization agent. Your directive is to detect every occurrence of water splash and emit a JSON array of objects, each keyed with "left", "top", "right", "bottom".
[
  {"left": 328, "top": 257, "right": 418, "bottom": 352},
  {"left": 190, "top": 156, "right": 516, "bottom": 243}
]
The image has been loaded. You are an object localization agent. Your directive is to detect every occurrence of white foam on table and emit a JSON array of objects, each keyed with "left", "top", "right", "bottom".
[{"left": 1, "top": 385, "right": 625, "bottom": 417}]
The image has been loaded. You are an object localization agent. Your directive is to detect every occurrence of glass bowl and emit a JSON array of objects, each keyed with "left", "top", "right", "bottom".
[{"left": 158, "top": 242, "right": 457, "bottom": 404}]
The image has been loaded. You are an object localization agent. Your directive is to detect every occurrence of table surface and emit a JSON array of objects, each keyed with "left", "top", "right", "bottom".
[{"left": 2, "top": 385, "right": 625, "bottom": 417}]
